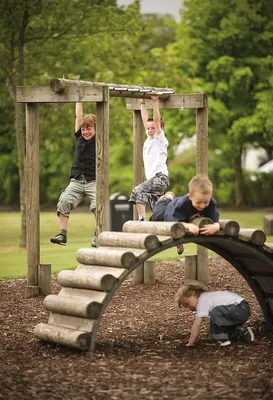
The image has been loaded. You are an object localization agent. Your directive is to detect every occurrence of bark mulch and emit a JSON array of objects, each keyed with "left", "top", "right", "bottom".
[{"left": 0, "top": 257, "right": 273, "bottom": 400}]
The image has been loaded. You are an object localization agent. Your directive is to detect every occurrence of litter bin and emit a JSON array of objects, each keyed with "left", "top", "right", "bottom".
[{"left": 109, "top": 192, "right": 133, "bottom": 232}]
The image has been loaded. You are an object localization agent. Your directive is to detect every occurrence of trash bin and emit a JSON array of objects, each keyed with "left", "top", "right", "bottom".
[{"left": 109, "top": 192, "right": 133, "bottom": 232}]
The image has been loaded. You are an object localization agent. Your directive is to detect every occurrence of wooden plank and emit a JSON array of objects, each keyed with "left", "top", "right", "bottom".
[
  {"left": 126, "top": 94, "right": 207, "bottom": 110},
  {"left": 196, "top": 102, "right": 209, "bottom": 283},
  {"left": 26, "top": 103, "right": 40, "bottom": 294},
  {"left": 133, "top": 110, "right": 145, "bottom": 220},
  {"left": 16, "top": 86, "right": 104, "bottom": 103},
  {"left": 96, "top": 87, "right": 110, "bottom": 236}
]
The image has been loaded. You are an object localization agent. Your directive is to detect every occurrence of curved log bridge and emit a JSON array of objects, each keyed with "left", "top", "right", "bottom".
[{"left": 34, "top": 218, "right": 273, "bottom": 352}]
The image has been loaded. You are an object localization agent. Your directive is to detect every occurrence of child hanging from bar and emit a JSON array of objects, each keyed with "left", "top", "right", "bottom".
[{"left": 128, "top": 92, "right": 170, "bottom": 221}]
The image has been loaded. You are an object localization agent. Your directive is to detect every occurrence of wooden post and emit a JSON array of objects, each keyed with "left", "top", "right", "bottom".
[
  {"left": 39, "top": 264, "right": 52, "bottom": 295},
  {"left": 196, "top": 98, "right": 209, "bottom": 285},
  {"left": 144, "top": 260, "right": 156, "bottom": 284},
  {"left": 96, "top": 87, "right": 109, "bottom": 237},
  {"left": 133, "top": 110, "right": 145, "bottom": 220},
  {"left": 185, "top": 255, "right": 197, "bottom": 281},
  {"left": 264, "top": 216, "right": 273, "bottom": 236},
  {"left": 25, "top": 103, "right": 40, "bottom": 298},
  {"left": 132, "top": 264, "right": 144, "bottom": 284}
]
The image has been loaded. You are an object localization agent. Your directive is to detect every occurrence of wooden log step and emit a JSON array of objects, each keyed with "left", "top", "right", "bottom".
[
  {"left": 58, "top": 267, "right": 123, "bottom": 291},
  {"left": 48, "top": 312, "right": 94, "bottom": 332},
  {"left": 190, "top": 217, "right": 213, "bottom": 228},
  {"left": 34, "top": 323, "right": 91, "bottom": 351},
  {"left": 123, "top": 220, "right": 186, "bottom": 239},
  {"left": 98, "top": 231, "right": 160, "bottom": 251},
  {"left": 219, "top": 220, "right": 240, "bottom": 236},
  {"left": 76, "top": 247, "right": 141, "bottom": 269},
  {"left": 43, "top": 293, "right": 106, "bottom": 319},
  {"left": 264, "top": 243, "right": 273, "bottom": 253},
  {"left": 238, "top": 229, "right": 266, "bottom": 246}
]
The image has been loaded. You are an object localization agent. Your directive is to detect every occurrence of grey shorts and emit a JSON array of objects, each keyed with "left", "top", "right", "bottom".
[
  {"left": 129, "top": 173, "right": 169, "bottom": 206},
  {"left": 56, "top": 176, "right": 96, "bottom": 217}
]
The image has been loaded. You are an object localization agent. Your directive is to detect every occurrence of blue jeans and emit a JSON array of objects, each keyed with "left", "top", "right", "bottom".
[{"left": 209, "top": 300, "right": 250, "bottom": 341}]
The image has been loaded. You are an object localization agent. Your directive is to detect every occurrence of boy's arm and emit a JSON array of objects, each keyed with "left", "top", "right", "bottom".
[
  {"left": 140, "top": 99, "right": 148, "bottom": 130},
  {"left": 186, "top": 317, "right": 203, "bottom": 346},
  {"left": 75, "top": 102, "right": 83, "bottom": 132},
  {"left": 151, "top": 93, "right": 162, "bottom": 135}
]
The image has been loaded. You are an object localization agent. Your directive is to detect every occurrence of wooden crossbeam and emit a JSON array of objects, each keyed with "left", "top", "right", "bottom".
[
  {"left": 126, "top": 94, "right": 207, "bottom": 110},
  {"left": 16, "top": 86, "right": 104, "bottom": 103}
]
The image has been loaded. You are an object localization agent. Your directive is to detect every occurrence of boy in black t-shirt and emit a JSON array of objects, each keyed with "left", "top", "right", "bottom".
[{"left": 50, "top": 103, "right": 97, "bottom": 247}]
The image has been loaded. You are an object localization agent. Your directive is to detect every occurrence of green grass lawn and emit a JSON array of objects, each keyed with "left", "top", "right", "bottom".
[{"left": 0, "top": 210, "right": 272, "bottom": 279}]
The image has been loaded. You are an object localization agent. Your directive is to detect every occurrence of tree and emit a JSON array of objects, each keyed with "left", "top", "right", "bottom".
[{"left": 172, "top": 0, "right": 273, "bottom": 206}]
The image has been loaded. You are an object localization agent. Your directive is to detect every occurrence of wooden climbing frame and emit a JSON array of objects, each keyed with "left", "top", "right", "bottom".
[{"left": 16, "top": 78, "right": 208, "bottom": 298}]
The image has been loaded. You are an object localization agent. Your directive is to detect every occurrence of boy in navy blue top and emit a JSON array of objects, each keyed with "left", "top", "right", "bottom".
[{"left": 150, "top": 176, "right": 220, "bottom": 253}]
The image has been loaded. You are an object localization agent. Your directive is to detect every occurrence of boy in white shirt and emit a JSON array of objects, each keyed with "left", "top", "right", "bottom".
[
  {"left": 128, "top": 93, "right": 169, "bottom": 221},
  {"left": 175, "top": 280, "right": 255, "bottom": 346}
]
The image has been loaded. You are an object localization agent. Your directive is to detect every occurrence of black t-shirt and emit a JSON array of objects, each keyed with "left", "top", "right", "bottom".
[{"left": 70, "top": 129, "right": 96, "bottom": 181}]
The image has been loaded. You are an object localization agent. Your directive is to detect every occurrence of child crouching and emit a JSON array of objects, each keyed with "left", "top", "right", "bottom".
[{"left": 175, "top": 280, "right": 254, "bottom": 346}]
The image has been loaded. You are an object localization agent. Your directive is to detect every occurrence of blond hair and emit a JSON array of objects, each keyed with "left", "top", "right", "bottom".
[
  {"left": 80, "top": 113, "right": 96, "bottom": 129},
  {"left": 175, "top": 280, "right": 208, "bottom": 308},
  {"left": 188, "top": 176, "right": 213, "bottom": 196}
]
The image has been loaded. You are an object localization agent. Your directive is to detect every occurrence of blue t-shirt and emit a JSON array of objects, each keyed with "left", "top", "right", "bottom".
[{"left": 164, "top": 195, "right": 219, "bottom": 222}]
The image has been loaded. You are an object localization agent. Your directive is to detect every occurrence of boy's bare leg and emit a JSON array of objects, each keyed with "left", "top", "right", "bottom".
[
  {"left": 136, "top": 203, "right": 146, "bottom": 221},
  {"left": 59, "top": 213, "right": 69, "bottom": 230}
]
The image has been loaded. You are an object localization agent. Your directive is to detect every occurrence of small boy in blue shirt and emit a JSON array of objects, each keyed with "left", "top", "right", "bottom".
[{"left": 150, "top": 176, "right": 220, "bottom": 253}]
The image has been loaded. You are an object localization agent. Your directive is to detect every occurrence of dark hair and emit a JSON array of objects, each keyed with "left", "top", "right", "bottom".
[{"left": 147, "top": 117, "right": 165, "bottom": 129}]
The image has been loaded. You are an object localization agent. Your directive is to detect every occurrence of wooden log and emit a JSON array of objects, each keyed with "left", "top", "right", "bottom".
[
  {"left": 185, "top": 255, "right": 197, "bottom": 281},
  {"left": 191, "top": 217, "right": 213, "bottom": 228},
  {"left": 43, "top": 294, "right": 105, "bottom": 319},
  {"left": 197, "top": 248, "right": 209, "bottom": 285},
  {"left": 48, "top": 313, "right": 94, "bottom": 332},
  {"left": 50, "top": 78, "right": 174, "bottom": 100},
  {"left": 264, "top": 243, "right": 273, "bottom": 254},
  {"left": 39, "top": 263, "right": 51, "bottom": 295},
  {"left": 264, "top": 215, "right": 273, "bottom": 236},
  {"left": 126, "top": 94, "right": 207, "bottom": 110},
  {"left": 33, "top": 323, "right": 91, "bottom": 351},
  {"left": 25, "top": 285, "right": 39, "bottom": 298},
  {"left": 132, "top": 264, "right": 144, "bottom": 284},
  {"left": 238, "top": 229, "right": 266, "bottom": 246},
  {"left": 96, "top": 86, "right": 109, "bottom": 236},
  {"left": 133, "top": 110, "right": 145, "bottom": 220},
  {"left": 219, "top": 220, "right": 240, "bottom": 237},
  {"left": 76, "top": 247, "right": 138, "bottom": 269},
  {"left": 57, "top": 269, "right": 120, "bottom": 292},
  {"left": 123, "top": 221, "right": 186, "bottom": 239},
  {"left": 144, "top": 260, "right": 156, "bottom": 284},
  {"left": 98, "top": 231, "right": 160, "bottom": 251},
  {"left": 26, "top": 103, "right": 40, "bottom": 293}
]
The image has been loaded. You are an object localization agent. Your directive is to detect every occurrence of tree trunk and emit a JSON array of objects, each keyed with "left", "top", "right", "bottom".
[{"left": 234, "top": 152, "right": 245, "bottom": 208}]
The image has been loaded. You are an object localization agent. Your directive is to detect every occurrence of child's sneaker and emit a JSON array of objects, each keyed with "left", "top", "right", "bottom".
[
  {"left": 177, "top": 244, "right": 184, "bottom": 255},
  {"left": 50, "top": 233, "right": 67, "bottom": 246},
  {"left": 237, "top": 326, "right": 255, "bottom": 343},
  {"left": 216, "top": 339, "right": 231, "bottom": 346}
]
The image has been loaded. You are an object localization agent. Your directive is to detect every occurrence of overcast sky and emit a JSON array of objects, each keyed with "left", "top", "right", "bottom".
[{"left": 117, "top": 0, "right": 182, "bottom": 21}]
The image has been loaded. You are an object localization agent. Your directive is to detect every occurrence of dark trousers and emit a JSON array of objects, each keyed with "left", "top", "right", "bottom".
[
  {"left": 150, "top": 199, "right": 171, "bottom": 221},
  {"left": 209, "top": 300, "right": 250, "bottom": 341}
]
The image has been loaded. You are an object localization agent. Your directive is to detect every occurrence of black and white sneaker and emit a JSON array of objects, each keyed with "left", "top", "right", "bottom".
[
  {"left": 50, "top": 233, "right": 67, "bottom": 246},
  {"left": 237, "top": 326, "right": 255, "bottom": 343}
]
